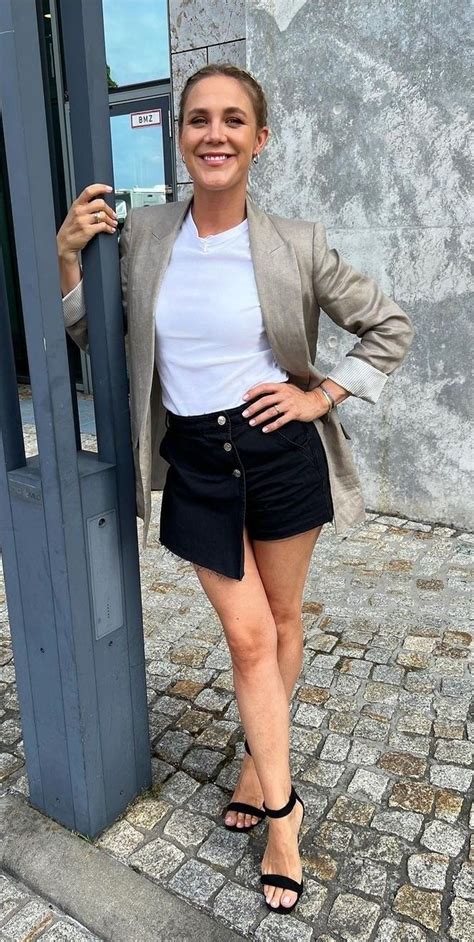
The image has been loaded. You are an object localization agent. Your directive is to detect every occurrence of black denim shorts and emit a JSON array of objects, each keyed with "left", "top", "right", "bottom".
[{"left": 158, "top": 395, "right": 334, "bottom": 580}]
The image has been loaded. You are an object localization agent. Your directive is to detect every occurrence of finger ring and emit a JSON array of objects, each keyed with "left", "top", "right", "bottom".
[
  {"left": 273, "top": 405, "right": 280, "bottom": 416},
  {"left": 93, "top": 211, "right": 101, "bottom": 224}
]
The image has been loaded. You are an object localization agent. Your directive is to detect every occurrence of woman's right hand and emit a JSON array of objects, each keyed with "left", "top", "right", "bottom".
[
  {"left": 57, "top": 184, "right": 119, "bottom": 296},
  {"left": 57, "top": 183, "right": 118, "bottom": 263}
]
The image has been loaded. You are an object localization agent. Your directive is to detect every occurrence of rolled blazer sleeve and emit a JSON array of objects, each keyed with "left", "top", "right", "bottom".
[
  {"left": 312, "top": 223, "right": 415, "bottom": 403},
  {"left": 62, "top": 208, "right": 133, "bottom": 353}
]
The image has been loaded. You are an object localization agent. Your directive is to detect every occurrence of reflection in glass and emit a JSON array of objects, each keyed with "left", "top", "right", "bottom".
[
  {"left": 103, "top": 0, "right": 170, "bottom": 87},
  {"left": 110, "top": 111, "right": 168, "bottom": 221}
]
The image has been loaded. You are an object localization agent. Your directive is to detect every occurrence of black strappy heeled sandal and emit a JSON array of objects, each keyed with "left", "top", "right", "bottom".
[
  {"left": 260, "top": 785, "right": 305, "bottom": 914},
  {"left": 223, "top": 740, "right": 267, "bottom": 833}
]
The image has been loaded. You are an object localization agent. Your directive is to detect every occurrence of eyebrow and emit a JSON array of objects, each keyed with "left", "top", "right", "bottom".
[{"left": 187, "top": 107, "right": 248, "bottom": 118}]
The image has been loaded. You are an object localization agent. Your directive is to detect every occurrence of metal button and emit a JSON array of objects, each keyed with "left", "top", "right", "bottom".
[
  {"left": 232, "top": 469, "right": 241, "bottom": 478},
  {"left": 223, "top": 442, "right": 232, "bottom": 452},
  {"left": 217, "top": 415, "right": 226, "bottom": 426}
]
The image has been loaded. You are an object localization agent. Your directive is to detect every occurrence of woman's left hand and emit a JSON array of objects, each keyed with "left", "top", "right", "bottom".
[{"left": 241, "top": 382, "right": 331, "bottom": 432}]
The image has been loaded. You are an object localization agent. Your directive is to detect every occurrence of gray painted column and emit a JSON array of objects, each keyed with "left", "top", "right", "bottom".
[
  {"left": 246, "top": 0, "right": 471, "bottom": 529},
  {"left": 0, "top": 0, "right": 151, "bottom": 837}
]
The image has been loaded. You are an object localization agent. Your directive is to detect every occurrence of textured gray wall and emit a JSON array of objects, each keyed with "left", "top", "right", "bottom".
[
  {"left": 246, "top": 0, "right": 473, "bottom": 529},
  {"left": 169, "top": 0, "right": 246, "bottom": 201}
]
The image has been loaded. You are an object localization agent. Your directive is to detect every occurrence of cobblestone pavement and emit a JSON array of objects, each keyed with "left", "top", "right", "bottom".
[
  {"left": 1, "top": 407, "right": 473, "bottom": 941},
  {"left": 0, "top": 871, "right": 102, "bottom": 941}
]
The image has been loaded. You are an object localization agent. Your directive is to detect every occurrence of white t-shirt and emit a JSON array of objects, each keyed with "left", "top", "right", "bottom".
[{"left": 154, "top": 208, "right": 288, "bottom": 415}]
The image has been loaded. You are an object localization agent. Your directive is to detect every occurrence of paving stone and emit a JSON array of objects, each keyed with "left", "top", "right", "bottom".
[
  {"left": 296, "top": 684, "right": 329, "bottom": 705},
  {"left": 454, "top": 862, "right": 474, "bottom": 900},
  {"left": 372, "top": 665, "right": 405, "bottom": 684},
  {"left": 181, "top": 747, "right": 225, "bottom": 782},
  {"left": 163, "top": 809, "right": 214, "bottom": 847},
  {"left": 388, "top": 781, "right": 435, "bottom": 815},
  {"left": 307, "top": 632, "right": 338, "bottom": 652},
  {"left": 393, "top": 885, "right": 442, "bottom": 932},
  {"left": 302, "top": 851, "right": 338, "bottom": 882},
  {"left": 348, "top": 768, "right": 390, "bottom": 803},
  {"left": 434, "top": 788, "right": 464, "bottom": 823},
  {"left": 374, "top": 918, "right": 428, "bottom": 941},
  {"left": 177, "top": 708, "right": 211, "bottom": 734},
  {"left": 407, "top": 852, "right": 450, "bottom": 890},
  {"left": 187, "top": 783, "right": 227, "bottom": 817},
  {"left": 194, "top": 687, "right": 233, "bottom": 713},
  {"left": 421, "top": 820, "right": 466, "bottom": 856},
  {"left": 396, "top": 713, "right": 432, "bottom": 735},
  {"left": 293, "top": 703, "right": 326, "bottom": 728},
  {"left": 198, "top": 827, "right": 249, "bottom": 867},
  {"left": 434, "top": 739, "right": 473, "bottom": 766},
  {"left": 317, "top": 820, "right": 353, "bottom": 853},
  {"left": 125, "top": 797, "right": 171, "bottom": 830},
  {"left": 154, "top": 729, "right": 193, "bottom": 764},
  {"left": 449, "top": 897, "right": 474, "bottom": 942},
  {"left": 0, "top": 874, "right": 28, "bottom": 921},
  {"left": 328, "top": 796, "right": 375, "bottom": 826},
  {"left": 364, "top": 681, "right": 399, "bottom": 704},
  {"left": 320, "top": 733, "right": 351, "bottom": 762},
  {"left": 329, "top": 712, "right": 358, "bottom": 734},
  {"left": 354, "top": 716, "right": 389, "bottom": 741},
  {"left": 339, "top": 658, "right": 373, "bottom": 678},
  {"left": 433, "top": 720, "right": 465, "bottom": 739},
  {"left": 353, "top": 832, "right": 405, "bottom": 865},
  {"left": 41, "top": 923, "right": 102, "bottom": 940},
  {"left": 348, "top": 741, "right": 382, "bottom": 766},
  {"left": 397, "top": 651, "right": 431, "bottom": 670},
  {"left": 290, "top": 726, "right": 324, "bottom": 753},
  {"left": 213, "top": 881, "right": 261, "bottom": 935},
  {"left": 169, "top": 679, "right": 205, "bottom": 700},
  {"left": 430, "top": 763, "right": 473, "bottom": 792},
  {"left": 296, "top": 877, "right": 328, "bottom": 919},
  {"left": 131, "top": 837, "right": 182, "bottom": 881},
  {"left": 435, "top": 695, "right": 471, "bottom": 721},
  {"left": 168, "top": 858, "right": 225, "bottom": 904},
  {"left": 96, "top": 819, "right": 144, "bottom": 860},
  {"left": 255, "top": 913, "right": 314, "bottom": 941},
  {"left": 378, "top": 752, "right": 427, "bottom": 778},
  {"left": 0, "top": 752, "right": 23, "bottom": 781},
  {"left": 0, "top": 901, "right": 54, "bottom": 940},
  {"left": 195, "top": 719, "right": 238, "bottom": 752},
  {"left": 371, "top": 810, "right": 424, "bottom": 841},
  {"left": 328, "top": 891, "right": 381, "bottom": 941},
  {"left": 335, "top": 674, "right": 362, "bottom": 696},
  {"left": 159, "top": 770, "right": 200, "bottom": 804},
  {"left": 339, "top": 855, "right": 387, "bottom": 896},
  {"left": 302, "top": 760, "right": 344, "bottom": 787}
]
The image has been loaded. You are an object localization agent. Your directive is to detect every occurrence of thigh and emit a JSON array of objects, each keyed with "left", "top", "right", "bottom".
[
  {"left": 193, "top": 527, "right": 277, "bottom": 650},
  {"left": 252, "top": 526, "right": 323, "bottom": 621}
]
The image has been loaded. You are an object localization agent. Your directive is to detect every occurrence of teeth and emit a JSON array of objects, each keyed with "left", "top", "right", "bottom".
[{"left": 203, "top": 155, "right": 229, "bottom": 161}]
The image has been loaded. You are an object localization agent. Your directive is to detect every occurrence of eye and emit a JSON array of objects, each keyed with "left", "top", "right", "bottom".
[
  {"left": 190, "top": 116, "right": 206, "bottom": 125},
  {"left": 227, "top": 117, "right": 243, "bottom": 125}
]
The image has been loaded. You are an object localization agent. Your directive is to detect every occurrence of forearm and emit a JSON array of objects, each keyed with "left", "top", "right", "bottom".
[
  {"left": 307, "top": 378, "right": 351, "bottom": 415},
  {"left": 57, "top": 246, "right": 82, "bottom": 298}
]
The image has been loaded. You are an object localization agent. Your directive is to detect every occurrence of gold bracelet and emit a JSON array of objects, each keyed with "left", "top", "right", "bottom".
[{"left": 318, "top": 386, "right": 334, "bottom": 412}]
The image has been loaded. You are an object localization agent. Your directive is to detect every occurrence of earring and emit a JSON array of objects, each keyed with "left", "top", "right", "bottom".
[{"left": 252, "top": 153, "right": 260, "bottom": 165}]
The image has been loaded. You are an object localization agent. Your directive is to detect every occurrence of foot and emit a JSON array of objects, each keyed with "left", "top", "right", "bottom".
[
  {"left": 224, "top": 752, "right": 264, "bottom": 829},
  {"left": 261, "top": 794, "right": 304, "bottom": 910}
]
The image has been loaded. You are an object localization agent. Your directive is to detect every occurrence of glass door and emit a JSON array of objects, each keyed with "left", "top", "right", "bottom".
[{"left": 109, "top": 96, "right": 174, "bottom": 227}]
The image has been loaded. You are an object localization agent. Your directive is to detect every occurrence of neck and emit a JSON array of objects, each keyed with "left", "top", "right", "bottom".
[{"left": 190, "top": 185, "right": 247, "bottom": 237}]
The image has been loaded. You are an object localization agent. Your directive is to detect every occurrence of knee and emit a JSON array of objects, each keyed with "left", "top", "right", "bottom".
[
  {"left": 226, "top": 621, "right": 277, "bottom": 672},
  {"left": 272, "top": 607, "right": 303, "bottom": 641}
]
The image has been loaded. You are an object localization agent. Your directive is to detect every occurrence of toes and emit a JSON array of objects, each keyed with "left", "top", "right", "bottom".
[
  {"left": 281, "top": 891, "right": 297, "bottom": 909},
  {"left": 236, "top": 812, "right": 246, "bottom": 828},
  {"left": 251, "top": 815, "right": 259, "bottom": 826},
  {"left": 225, "top": 811, "right": 236, "bottom": 826}
]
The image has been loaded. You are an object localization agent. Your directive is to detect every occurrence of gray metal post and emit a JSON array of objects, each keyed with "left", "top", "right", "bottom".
[{"left": 0, "top": 0, "right": 151, "bottom": 837}]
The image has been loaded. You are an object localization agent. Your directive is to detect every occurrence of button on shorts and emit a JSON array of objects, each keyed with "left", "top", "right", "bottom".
[{"left": 158, "top": 395, "right": 334, "bottom": 580}]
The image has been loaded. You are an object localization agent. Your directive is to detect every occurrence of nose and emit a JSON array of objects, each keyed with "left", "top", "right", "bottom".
[{"left": 203, "top": 120, "right": 227, "bottom": 143}]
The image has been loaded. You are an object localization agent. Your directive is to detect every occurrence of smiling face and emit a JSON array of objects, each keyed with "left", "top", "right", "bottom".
[{"left": 179, "top": 75, "right": 269, "bottom": 197}]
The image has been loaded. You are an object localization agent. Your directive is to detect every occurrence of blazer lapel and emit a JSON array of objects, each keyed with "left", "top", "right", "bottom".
[{"left": 246, "top": 198, "right": 310, "bottom": 386}]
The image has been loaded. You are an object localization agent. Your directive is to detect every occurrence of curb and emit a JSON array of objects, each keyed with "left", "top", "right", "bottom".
[{"left": 0, "top": 792, "right": 242, "bottom": 942}]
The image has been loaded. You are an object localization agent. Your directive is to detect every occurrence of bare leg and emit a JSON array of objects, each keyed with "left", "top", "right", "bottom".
[{"left": 193, "top": 525, "right": 323, "bottom": 910}]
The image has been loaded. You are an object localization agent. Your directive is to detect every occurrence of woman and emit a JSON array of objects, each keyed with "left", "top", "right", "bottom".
[{"left": 58, "top": 64, "right": 414, "bottom": 914}]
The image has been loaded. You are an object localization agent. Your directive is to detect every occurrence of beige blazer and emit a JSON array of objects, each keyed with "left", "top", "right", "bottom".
[{"left": 64, "top": 195, "right": 414, "bottom": 545}]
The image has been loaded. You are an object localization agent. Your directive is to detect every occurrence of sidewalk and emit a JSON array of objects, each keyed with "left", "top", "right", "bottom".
[{"left": 0, "top": 392, "right": 472, "bottom": 941}]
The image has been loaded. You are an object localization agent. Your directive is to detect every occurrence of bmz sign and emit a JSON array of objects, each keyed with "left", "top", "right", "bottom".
[{"left": 130, "top": 109, "right": 162, "bottom": 129}]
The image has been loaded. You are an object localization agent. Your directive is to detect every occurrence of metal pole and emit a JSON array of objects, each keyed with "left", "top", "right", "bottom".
[{"left": 0, "top": 0, "right": 151, "bottom": 837}]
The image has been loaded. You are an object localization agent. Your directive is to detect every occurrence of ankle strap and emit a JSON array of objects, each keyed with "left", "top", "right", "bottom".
[{"left": 263, "top": 786, "right": 297, "bottom": 818}]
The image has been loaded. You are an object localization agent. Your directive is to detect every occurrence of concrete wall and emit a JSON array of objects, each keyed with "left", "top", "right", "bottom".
[
  {"left": 246, "top": 0, "right": 472, "bottom": 529},
  {"left": 169, "top": 0, "right": 246, "bottom": 201}
]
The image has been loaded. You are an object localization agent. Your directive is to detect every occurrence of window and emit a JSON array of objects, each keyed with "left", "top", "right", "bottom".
[{"left": 103, "top": 0, "right": 170, "bottom": 88}]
